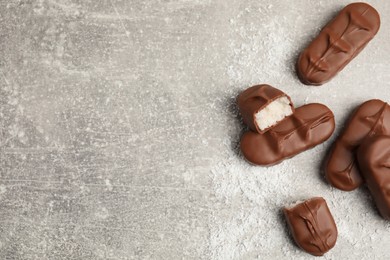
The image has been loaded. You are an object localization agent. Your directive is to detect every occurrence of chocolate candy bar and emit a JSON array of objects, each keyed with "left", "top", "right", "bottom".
[
  {"left": 284, "top": 197, "right": 338, "bottom": 256},
  {"left": 325, "top": 100, "right": 390, "bottom": 191},
  {"left": 297, "top": 3, "right": 380, "bottom": 85},
  {"left": 357, "top": 136, "right": 390, "bottom": 220},
  {"left": 240, "top": 103, "right": 334, "bottom": 166},
  {"left": 237, "top": 85, "right": 294, "bottom": 134}
]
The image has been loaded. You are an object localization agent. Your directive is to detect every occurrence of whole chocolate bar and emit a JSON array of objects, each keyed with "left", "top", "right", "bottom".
[
  {"left": 357, "top": 136, "right": 390, "bottom": 220},
  {"left": 297, "top": 3, "right": 380, "bottom": 85},
  {"left": 237, "top": 85, "right": 294, "bottom": 134},
  {"left": 240, "top": 103, "right": 334, "bottom": 166},
  {"left": 284, "top": 197, "right": 338, "bottom": 256},
  {"left": 325, "top": 100, "right": 390, "bottom": 191}
]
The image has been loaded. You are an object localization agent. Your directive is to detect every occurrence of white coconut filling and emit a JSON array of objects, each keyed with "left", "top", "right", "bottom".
[
  {"left": 285, "top": 200, "right": 305, "bottom": 210},
  {"left": 255, "top": 96, "right": 293, "bottom": 131}
]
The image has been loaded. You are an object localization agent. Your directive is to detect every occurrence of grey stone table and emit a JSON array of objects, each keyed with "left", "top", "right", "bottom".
[{"left": 1, "top": 0, "right": 390, "bottom": 259}]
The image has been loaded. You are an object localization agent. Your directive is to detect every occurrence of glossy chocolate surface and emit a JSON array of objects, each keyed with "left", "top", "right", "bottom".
[
  {"left": 297, "top": 3, "right": 380, "bottom": 85},
  {"left": 325, "top": 100, "right": 390, "bottom": 191},
  {"left": 240, "top": 103, "right": 334, "bottom": 166},
  {"left": 237, "top": 85, "right": 294, "bottom": 134},
  {"left": 357, "top": 136, "right": 390, "bottom": 220},
  {"left": 284, "top": 197, "right": 338, "bottom": 256}
]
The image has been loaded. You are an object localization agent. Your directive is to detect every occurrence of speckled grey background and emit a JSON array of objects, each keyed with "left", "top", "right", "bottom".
[{"left": 0, "top": 0, "right": 390, "bottom": 259}]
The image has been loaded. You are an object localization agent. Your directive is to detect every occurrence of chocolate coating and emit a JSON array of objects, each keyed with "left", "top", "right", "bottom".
[
  {"left": 297, "top": 3, "right": 380, "bottom": 85},
  {"left": 357, "top": 136, "right": 390, "bottom": 220},
  {"left": 325, "top": 100, "right": 390, "bottom": 191},
  {"left": 240, "top": 103, "right": 335, "bottom": 166},
  {"left": 284, "top": 197, "right": 338, "bottom": 256},
  {"left": 237, "top": 85, "right": 294, "bottom": 134}
]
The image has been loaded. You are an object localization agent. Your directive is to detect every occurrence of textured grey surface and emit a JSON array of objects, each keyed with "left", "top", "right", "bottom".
[{"left": 0, "top": 0, "right": 390, "bottom": 259}]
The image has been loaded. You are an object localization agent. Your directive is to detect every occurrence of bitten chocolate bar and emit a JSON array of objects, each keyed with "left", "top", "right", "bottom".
[
  {"left": 237, "top": 85, "right": 294, "bottom": 134},
  {"left": 297, "top": 3, "right": 380, "bottom": 85},
  {"left": 284, "top": 197, "right": 338, "bottom": 256}
]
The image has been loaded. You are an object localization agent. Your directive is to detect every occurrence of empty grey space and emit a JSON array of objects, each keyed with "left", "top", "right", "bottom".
[{"left": 0, "top": 0, "right": 389, "bottom": 259}]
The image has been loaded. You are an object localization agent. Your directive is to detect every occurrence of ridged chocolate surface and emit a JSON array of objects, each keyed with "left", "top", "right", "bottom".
[
  {"left": 237, "top": 85, "right": 294, "bottom": 134},
  {"left": 325, "top": 100, "right": 390, "bottom": 191},
  {"left": 284, "top": 197, "right": 338, "bottom": 256},
  {"left": 297, "top": 3, "right": 380, "bottom": 85},
  {"left": 240, "top": 103, "right": 335, "bottom": 166},
  {"left": 357, "top": 136, "right": 390, "bottom": 220}
]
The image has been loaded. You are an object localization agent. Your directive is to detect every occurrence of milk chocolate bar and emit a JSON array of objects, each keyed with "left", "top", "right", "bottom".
[
  {"left": 237, "top": 85, "right": 294, "bottom": 134},
  {"left": 240, "top": 103, "right": 334, "bottom": 166},
  {"left": 284, "top": 197, "right": 338, "bottom": 256},
  {"left": 325, "top": 100, "right": 390, "bottom": 191},
  {"left": 297, "top": 3, "right": 380, "bottom": 85},
  {"left": 357, "top": 136, "right": 390, "bottom": 220}
]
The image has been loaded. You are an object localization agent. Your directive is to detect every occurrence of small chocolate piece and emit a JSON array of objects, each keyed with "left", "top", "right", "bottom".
[
  {"left": 237, "top": 85, "right": 294, "bottom": 134},
  {"left": 284, "top": 197, "right": 338, "bottom": 256},
  {"left": 325, "top": 100, "right": 390, "bottom": 191},
  {"left": 240, "top": 103, "right": 334, "bottom": 166},
  {"left": 297, "top": 3, "right": 380, "bottom": 85},
  {"left": 357, "top": 136, "right": 390, "bottom": 220}
]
